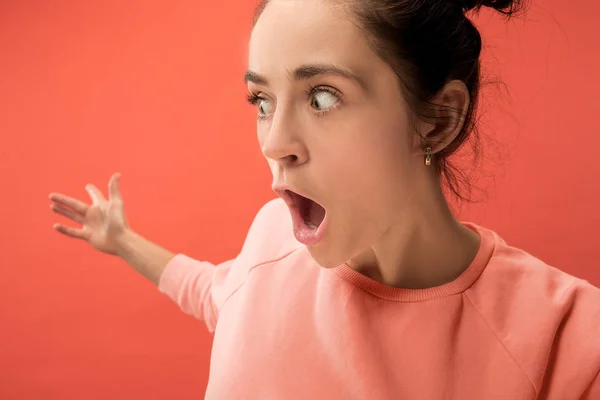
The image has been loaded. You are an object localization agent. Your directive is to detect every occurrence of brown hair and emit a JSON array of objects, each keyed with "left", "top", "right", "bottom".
[{"left": 253, "top": 0, "right": 527, "bottom": 200}]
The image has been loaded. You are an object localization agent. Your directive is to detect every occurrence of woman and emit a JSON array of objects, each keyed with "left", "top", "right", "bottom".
[{"left": 49, "top": 0, "right": 600, "bottom": 398}]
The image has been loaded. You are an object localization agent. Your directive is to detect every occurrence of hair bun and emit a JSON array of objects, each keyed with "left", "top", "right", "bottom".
[{"left": 461, "top": 0, "right": 525, "bottom": 15}]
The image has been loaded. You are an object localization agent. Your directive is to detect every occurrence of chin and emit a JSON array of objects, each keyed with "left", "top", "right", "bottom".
[{"left": 305, "top": 241, "right": 349, "bottom": 269}]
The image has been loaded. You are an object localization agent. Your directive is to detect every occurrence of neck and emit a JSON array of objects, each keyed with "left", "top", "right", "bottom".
[{"left": 347, "top": 183, "right": 481, "bottom": 289}]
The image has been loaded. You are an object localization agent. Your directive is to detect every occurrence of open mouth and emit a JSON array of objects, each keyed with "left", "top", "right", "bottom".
[
  {"left": 276, "top": 188, "right": 328, "bottom": 246},
  {"left": 286, "top": 190, "right": 326, "bottom": 229}
]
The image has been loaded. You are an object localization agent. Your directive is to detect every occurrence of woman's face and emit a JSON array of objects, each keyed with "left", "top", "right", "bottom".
[{"left": 247, "top": 0, "right": 426, "bottom": 268}]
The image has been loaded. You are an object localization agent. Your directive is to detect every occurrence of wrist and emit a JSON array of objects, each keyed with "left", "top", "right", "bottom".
[{"left": 113, "top": 228, "right": 138, "bottom": 259}]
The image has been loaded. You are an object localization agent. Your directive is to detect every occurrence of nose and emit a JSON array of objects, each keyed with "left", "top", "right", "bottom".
[{"left": 260, "top": 110, "right": 308, "bottom": 168}]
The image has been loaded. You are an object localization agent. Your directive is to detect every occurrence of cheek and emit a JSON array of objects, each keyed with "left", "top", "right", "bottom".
[
  {"left": 322, "top": 124, "right": 414, "bottom": 191},
  {"left": 322, "top": 123, "right": 416, "bottom": 230}
]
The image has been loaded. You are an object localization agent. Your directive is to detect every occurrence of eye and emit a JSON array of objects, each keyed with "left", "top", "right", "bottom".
[
  {"left": 310, "top": 89, "right": 340, "bottom": 112},
  {"left": 247, "top": 93, "right": 274, "bottom": 119},
  {"left": 258, "top": 99, "right": 274, "bottom": 116}
]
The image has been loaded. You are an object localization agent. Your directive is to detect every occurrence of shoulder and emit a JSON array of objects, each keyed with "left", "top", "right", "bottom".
[
  {"left": 466, "top": 225, "right": 600, "bottom": 396},
  {"left": 470, "top": 226, "right": 596, "bottom": 307},
  {"left": 237, "top": 198, "right": 303, "bottom": 269},
  {"left": 469, "top": 226, "right": 600, "bottom": 317}
]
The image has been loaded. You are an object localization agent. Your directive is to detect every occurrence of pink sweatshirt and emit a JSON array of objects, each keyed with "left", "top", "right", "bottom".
[{"left": 158, "top": 199, "right": 600, "bottom": 399}]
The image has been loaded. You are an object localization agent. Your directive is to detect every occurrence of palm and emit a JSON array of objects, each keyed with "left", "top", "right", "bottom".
[
  {"left": 82, "top": 202, "right": 122, "bottom": 250},
  {"left": 50, "top": 173, "right": 130, "bottom": 255}
]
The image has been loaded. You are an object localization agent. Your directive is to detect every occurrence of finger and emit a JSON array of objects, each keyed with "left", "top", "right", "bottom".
[
  {"left": 49, "top": 193, "right": 89, "bottom": 214},
  {"left": 85, "top": 184, "right": 106, "bottom": 205},
  {"left": 108, "top": 173, "right": 123, "bottom": 202},
  {"left": 53, "top": 223, "right": 89, "bottom": 240},
  {"left": 50, "top": 203, "right": 85, "bottom": 224}
]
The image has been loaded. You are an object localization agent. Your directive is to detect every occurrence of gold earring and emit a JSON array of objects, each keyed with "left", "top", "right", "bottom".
[{"left": 425, "top": 147, "right": 432, "bottom": 166}]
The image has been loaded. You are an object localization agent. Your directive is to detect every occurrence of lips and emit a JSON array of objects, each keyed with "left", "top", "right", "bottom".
[{"left": 274, "top": 187, "right": 328, "bottom": 246}]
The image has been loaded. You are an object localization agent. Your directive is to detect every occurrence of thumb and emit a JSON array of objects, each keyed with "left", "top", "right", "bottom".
[{"left": 108, "top": 173, "right": 123, "bottom": 202}]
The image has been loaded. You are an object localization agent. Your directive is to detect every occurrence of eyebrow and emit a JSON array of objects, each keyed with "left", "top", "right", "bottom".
[{"left": 244, "top": 64, "right": 366, "bottom": 89}]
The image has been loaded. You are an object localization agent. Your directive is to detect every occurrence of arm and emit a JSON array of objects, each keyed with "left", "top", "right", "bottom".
[
  {"left": 113, "top": 230, "right": 225, "bottom": 327},
  {"left": 157, "top": 255, "right": 235, "bottom": 330},
  {"left": 50, "top": 173, "right": 228, "bottom": 329},
  {"left": 115, "top": 229, "right": 176, "bottom": 286}
]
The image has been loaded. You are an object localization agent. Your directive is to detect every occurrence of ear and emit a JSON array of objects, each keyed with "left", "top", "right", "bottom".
[{"left": 421, "top": 80, "right": 470, "bottom": 153}]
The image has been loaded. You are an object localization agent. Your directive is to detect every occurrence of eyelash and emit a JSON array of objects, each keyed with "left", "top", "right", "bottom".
[
  {"left": 246, "top": 86, "right": 343, "bottom": 121},
  {"left": 246, "top": 93, "right": 262, "bottom": 106}
]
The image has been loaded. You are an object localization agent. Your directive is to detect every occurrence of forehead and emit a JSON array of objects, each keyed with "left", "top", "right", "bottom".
[{"left": 248, "top": 0, "right": 375, "bottom": 76}]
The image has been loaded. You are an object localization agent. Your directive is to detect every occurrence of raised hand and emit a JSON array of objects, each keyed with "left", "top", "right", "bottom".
[{"left": 49, "top": 173, "right": 130, "bottom": 255}]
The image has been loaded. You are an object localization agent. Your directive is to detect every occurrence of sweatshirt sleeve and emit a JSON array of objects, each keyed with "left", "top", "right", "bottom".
[
  {"left": 158, "top": 254, "right": 234, "bottom": 332},
  {"left": 156, "top": 198, "right": 298, "bottom": 332}
]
